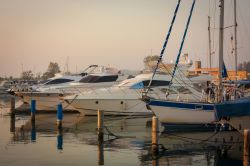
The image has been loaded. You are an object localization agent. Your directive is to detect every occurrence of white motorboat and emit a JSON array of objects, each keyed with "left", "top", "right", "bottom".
[
  {"left": 64, "top": 71, "right": 211, "bottom": 116},
  {"left": 15, "top": 65, "right": 126, "bottom": 111}
]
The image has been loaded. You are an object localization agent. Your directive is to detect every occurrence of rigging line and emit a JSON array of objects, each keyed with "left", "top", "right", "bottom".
[
  {"left": 158, "top": 62, "right": 201, "bottom": 100},
  {"left": 174, "top": 66, "right": 209, "bottom": 98},
  {"left": 159, "top": 62, "right": 200, "bottom": 97},
  {"left": 212, "top": 0, "right": 217, "bottom": 55},
  {"left": 144, "top": 0, "right": 182, "bottom": 96},
  {"left": 160, "top": 65, "right": 201, "bottom": 100},
  {"left": 169, "top": 0, "right": 196, "bottom": 89}
]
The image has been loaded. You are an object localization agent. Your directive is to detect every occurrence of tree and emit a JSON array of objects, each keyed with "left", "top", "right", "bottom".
[
  {"left": 21, "top": 70, "right": 34, "bottom": 80},
  {"left": 143, "top": 55, "right": 160, "bottom": 70},
  {"left": 42, "top": 62, "right": 61, "bottom": 79}
]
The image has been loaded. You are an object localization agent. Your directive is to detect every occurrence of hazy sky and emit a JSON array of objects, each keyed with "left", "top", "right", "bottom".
[{"left": 0, "top": 0, "right": 250, "bottom": 77}]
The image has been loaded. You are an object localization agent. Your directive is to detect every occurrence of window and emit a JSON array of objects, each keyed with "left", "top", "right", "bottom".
[
  {"left": 45, "top": 78, "right": 74, "bottom": 85},
  {"left": 130, "top": 80, "right": 170, "bottom": 89},
  {"left": 79, "top": 75, "right": 118, "bottom": 83},
  {"left": 142, "top": 80, "right": 170, "bottom": 87}
]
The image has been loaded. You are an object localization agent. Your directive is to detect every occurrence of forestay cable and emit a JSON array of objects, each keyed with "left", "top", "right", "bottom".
[
  {"left": 144, "top": 0, "right": 182, "bottom": 96},
  {"left": 169, "top": 0, "right": 196, "bottom": 88}
]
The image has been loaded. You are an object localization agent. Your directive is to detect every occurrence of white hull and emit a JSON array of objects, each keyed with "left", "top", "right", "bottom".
[
  {"left": 149, "top": 104, "right": 215, "bottom": 124},
  {"left": 66, "top": 98, "right": 152, "bottom": 116},
  {"left": 17, "top": 93, "right": 76, "bottom": 111}
]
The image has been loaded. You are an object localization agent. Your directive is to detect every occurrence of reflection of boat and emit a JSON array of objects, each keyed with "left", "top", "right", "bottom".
[
  {"left": 15, "top": 65, "right": 126, "bottom": 111},
  {"left": 140, "top": 131, "right": 243, "bottom": 165}
]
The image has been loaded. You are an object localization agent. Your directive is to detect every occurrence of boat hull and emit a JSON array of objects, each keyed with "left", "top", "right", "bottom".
[
  {"left": 148, "top": 100, "right": 215, "bottom": 124},
  {"left": 65, "top": 98, "right": 152, "bottom": 116},
  {"left": 215, "top": 97, "right": 250, "bottom": 134},
  {"left": 16, "top": 92, "right": 76, "bottom": 111}
]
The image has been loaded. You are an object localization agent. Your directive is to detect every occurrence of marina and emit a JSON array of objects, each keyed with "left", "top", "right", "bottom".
[
  {"left": 1, "top": 0, "right": 250, "bottom": 165},
  {"left": 0, "top": 94, "right": 246, "bottom": 166}
]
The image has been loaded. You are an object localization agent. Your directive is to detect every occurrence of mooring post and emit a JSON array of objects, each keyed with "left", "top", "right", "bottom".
[
  {"left": 97, "top": 109, "right": 104, "bottom": 141},
  {"left": 152, "top": 116, "right": 159, "bottom": 155},
  {"left": 31, "top": 120, "right": 36, "bottom": 142},
  {"left": 57, "top": 103, "right": 63, "bottom": 129},
  {"left": 30, "top": 100, "right": 36, "bottom": 123},
  {"left": 10, "top": 96, "right": 15, "bottom": 114},
  {"left": 98, "top": 138, "right": 104, "bottom": 165},
  {"left": 244, "top": 129, "right": 250, "bottom": 166},
  {"left": 10, "top": 113, "right": 15, "bottom": 132},
  {"left": 57, "top": 128, "right": 63, "bottom": 150}
]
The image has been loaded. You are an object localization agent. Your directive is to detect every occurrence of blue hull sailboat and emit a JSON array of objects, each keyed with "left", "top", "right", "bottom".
[
  {"left": 214, "top": 0, "right": 250, "bottom": 134},
  {"left": 215, "top": 97, "right": 250, "bottom": 134},
  {"left": 142, "top": 0, "right": 217, "bottom": 131}
]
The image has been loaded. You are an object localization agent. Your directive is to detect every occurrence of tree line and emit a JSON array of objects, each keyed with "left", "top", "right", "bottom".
[
  {"left": 0, "top": 62, "right": 63, "bottom": 81},
  {"left": 20, "top": 62, "right": 61, "bottom": 80}
]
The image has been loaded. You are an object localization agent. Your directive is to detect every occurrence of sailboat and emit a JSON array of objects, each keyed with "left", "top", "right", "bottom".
[
  {"left": 143, "top": 0, "right": 217, "bottom": 130},
  {"left": 214, "top": 0, "right": 250, "bottom": 135}
]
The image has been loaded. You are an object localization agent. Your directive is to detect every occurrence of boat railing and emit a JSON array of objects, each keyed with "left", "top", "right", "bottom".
[{"left": 59, "top": 85, "right": 166, "bottom": 97}]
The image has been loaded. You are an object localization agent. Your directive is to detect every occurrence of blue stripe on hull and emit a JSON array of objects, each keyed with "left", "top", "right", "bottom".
[
  {"left": 215, "top": 97, "right": 250, "bottom": 120},
  {"left": 148, "top": 100, "right": 214, "bottom": 111}
]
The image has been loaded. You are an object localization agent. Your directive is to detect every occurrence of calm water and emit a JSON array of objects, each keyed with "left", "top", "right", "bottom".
[{"left": 0, "top": 94, "right": 244, "bottom": 166}]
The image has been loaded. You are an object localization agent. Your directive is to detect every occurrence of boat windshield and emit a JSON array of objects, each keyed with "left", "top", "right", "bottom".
[
  {"left": 44, "top": 78, "right": 74, "bottom": 85},
  {"left": 118, "top": 79, "right": 170, "bottom": 89},
  {"left": 79, "top": 75, "right": 118, "bottom": 83}
]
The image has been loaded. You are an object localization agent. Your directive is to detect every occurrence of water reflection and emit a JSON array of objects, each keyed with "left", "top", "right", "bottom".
[
  {"left": 98, "top": 139, "right": 104, "bottom": 165},
  {"left": 57, "top": 129, "right": 63, "bottom": 151},
  {"left": 0, "top": 94, "right": 246, "bottom": 166},
  {"left": 31, "top": 121, "right": 36, "bottom": 142},
  {"left": 10, "top": 113, "right": 15, "bottom": 133},
  {"left": 139, "top": 131, "right": 244, "bottom": 166}
]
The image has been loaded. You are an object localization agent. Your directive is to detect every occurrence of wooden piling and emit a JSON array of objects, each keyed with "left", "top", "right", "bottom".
[
  {"left": 57, "top": 103, "right": 63, "bottom": 129},
  {"left": 57, "top": 128, "right": 63, "bottom": 150},
  {"left": 97, "top": 109, "right": 104, "bottom": 141},
  {"left": 31, "top": 120, "right": 36, "bottom": 142},
  {"left": 98, "top": 139, "right": 104, "bottom": 165},
  {"left": 10, "top": 113, "right": 15, "bottom": 132},
  {"left": 244, "top": 129, "right": 250, "bottom": 166},
  {"left": 10, "top": 97, "right": 15, "bottom": 114},
  {"left": 30, "top": 100, "right": 36, "bottom": 123},
  {"left": 152, "top": 116, "right": 159, "bottom": 155}
]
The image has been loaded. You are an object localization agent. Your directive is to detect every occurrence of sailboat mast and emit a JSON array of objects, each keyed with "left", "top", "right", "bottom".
[
  {"left": 218, "top": 0, "right": 224, "bottom": 102},
  {"left": 234, "top": 0, "right": 238, "bottom": 98},
  {"left": 208, "top": 16, "right": 212, "bottom": 68}
]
